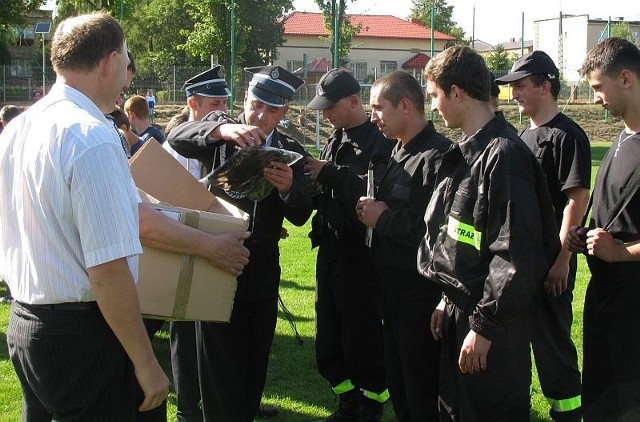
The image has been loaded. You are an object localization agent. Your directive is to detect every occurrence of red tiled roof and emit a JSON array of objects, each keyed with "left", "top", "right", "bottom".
[
  {"left": 282, "top": 11, "right": 455, "bottom": 41},
  {"left": 402, "top": 53, "right": 431, "bottom": 69}
]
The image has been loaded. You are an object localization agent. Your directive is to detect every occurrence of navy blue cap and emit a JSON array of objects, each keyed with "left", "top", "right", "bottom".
[
  {"left": 245, "top": 65, "right": 304, "bottom": 107},
  {"left": 494, "top": 51, "right": 559, "bottom": 84},
  {"left": 182, "top": 65, "right": 231, "bottom": 98}
]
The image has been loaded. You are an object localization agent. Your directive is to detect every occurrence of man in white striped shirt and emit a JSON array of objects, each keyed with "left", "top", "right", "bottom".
[{"left": 0, "top": 12, "right": 169, "bottom": 420}]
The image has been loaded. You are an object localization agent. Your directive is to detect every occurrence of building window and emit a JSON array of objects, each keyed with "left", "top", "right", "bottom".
[
  {"left": 286, "top": 60, "right": 303, "bottom": 74},
  {"left": 380, "top": 61, "right": 397, "bottom": 75},
  {"left": 349, "top": 62, "right": 368, "bottom": 82}
]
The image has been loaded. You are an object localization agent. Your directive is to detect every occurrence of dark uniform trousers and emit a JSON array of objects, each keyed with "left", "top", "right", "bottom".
[
  {"left": 382, "top": 285, "right": 441, "bottom": 421},
  {"left": 531, "top": 253, "right": 581, "bottom": 422},
  {"left": 582, "top": 260, "right": 640, "bottom": 422},
  {"left": 169, "top": 321, "right": 202, "bottom": 422},
  {"left": 315, "top": 247, "right": 386, "bottom": 394},
  {"left": 439, "top": 302, "right": 532, "bottom": 422},
  {"left": 8, "top": 301, "right": 137, "bottom": 421},
  {"left": 196, "top": 296, "right": 279, "bottom": 422}
]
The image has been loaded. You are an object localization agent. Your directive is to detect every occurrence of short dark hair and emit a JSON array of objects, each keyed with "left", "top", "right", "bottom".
[
  {"left": 528, "top": 74, "right": 561, "bottom": 100},
  {"left": 371, "top": 70, "right": 425, "bottom": 113},
  {"left": 581, "top": 37, "right": 640, "bottom": 79},
  {"left": 424, "top": 45, "right": 491, "bottom": 102},
  {"left": 127, "top": 50, "right": 136, "bottom": 74},
  {"left": 108, "top": 108, "right": 130, "bottom": 130},
  {"left": 0, "top": 105, "right": 22, "bottom": 124},
  {"left": 51, "top": 12, "right": 125, "bottom": 72}
]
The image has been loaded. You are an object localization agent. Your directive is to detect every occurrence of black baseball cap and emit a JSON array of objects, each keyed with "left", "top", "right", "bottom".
[
  {"left": 494, "top": 50, "right": 559, "bottom": 84},
  {"left": 307, "top": 68, "right": 361, "bottom": 110}
]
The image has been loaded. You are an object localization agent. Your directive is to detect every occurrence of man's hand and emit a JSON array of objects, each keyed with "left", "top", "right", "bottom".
[
  {"left": 458, "top": 330, "right": 492, "bottom": 374},
  {"left": 356, "top": 197, "right": 388, "bottom": 228},
  {"left": 544, "top": 255, "right": 570, "bottom": 297},
  {"left": 202, "top": 231, "right": 251, "bottom": 276},
  {"left": 430, "top": 299, "right": 446, "bottom": 341},
  {"left": 216, "top": 123, "right": 265, "bottom": 147},
  {"left": 586, "top": 227, "right": 627, "bottom": 262},
  {"left": 135, "top": 357, "right": 170, "bottom": 412},
  {"left": 303, "top": 156, "right": 328, "bottom": 181},
  {"left": 567, "top": 225, "right": 587, "bottom": 253},
  {"left": 264, "top": 161, "right": 293, "bottom": 195}
]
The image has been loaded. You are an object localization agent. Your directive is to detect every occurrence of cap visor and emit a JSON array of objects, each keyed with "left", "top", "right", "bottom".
[
  {"left": 307, "top": 95, "right": 335, "bottom": 110},
  {"left": 494, "top": 71, "right": 532, "bottom": 84}
]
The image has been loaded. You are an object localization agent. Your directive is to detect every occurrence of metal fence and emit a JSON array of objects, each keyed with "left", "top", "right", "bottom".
[{"left": 1, "top": 64, "right": 597, "bottom": 106}]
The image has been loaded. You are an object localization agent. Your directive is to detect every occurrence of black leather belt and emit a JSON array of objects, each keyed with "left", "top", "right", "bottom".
[{"left": 17, "top": 301, "right": 98, "bottom": 311}]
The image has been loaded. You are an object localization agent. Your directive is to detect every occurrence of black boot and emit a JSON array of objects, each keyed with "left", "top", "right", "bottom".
[
  {"left": 358, "top": 395, "right": 384, "bottom": 422},
  {"left": 317, "top": 389, "right": 362, "bottom": 422}
]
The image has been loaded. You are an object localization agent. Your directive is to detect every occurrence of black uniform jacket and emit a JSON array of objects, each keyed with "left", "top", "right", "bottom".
[
  {"left": 167, "top": 111, "right": 313, "bottom": 302},
  {"left": 417, "top": 113, "right": 560, "bottom": 341},
  {"left": 373, "top": 121, "right": 451, "bottom": 290},
  {"left": 309, "top": 118, "right": 394, "bottom": 260}
]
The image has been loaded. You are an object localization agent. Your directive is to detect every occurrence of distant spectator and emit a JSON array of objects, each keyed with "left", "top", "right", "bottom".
[
  {"left": 297, "top": 108, "right": 308, "bottom": 128},
  {"left": 146, "top": 90, "right": 156, "bottom": 123},
  {"left": 124, "top": 95, "right": 165, "bottom": 144},
  {"left": 32, "top": 89, "right": 43, "bottom": 103},
  {"left": 108, "top": 108, "right": 144, "bottom": 156},
  {"left": 1, "top": 105, "right": 22, "bottom": 133}
]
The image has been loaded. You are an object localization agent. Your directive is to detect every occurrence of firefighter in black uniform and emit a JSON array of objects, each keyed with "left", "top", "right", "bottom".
[
  {"left": 569, "top": 37, "right": 640, "bottom": 422},
  {"left": 304, "top": 68, "right": 392, "bottom": 421},
  {"left": 166, "top": 66, "right": 313, "bottom": 422},
  {"left": 421, "top": 46, "right": 560, "bottom": 421},
  {"left": 496, "top": 51, "right": 590, "bottom": 422},
  {"left": 356, "top": 71, "right": 451, "bottom": 421}
]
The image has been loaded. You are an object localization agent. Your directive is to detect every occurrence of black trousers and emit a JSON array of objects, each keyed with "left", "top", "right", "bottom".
[
  {"left": 8, "top": 301, "right": 137, "bottom": 421},
  {"left": 531, "top": 259, "right": 582, "bottom": 422},
  {"left": 169, "top": 321, "right": 203, "bottom": 422},
  {"left": 439, "top": 302, "right": 531, "bottom": 422},
  {"left": 382, "top": 285, "right": 441, "bottom": 421},
  {"left": 195, "top": 297, "right": 278, "bottom": 422},
  {"left": 582, "top": 267, "right": 640, "bottom": 422},
  {"left": 315, "top": 250, "right": 386, "bottom": 394}
]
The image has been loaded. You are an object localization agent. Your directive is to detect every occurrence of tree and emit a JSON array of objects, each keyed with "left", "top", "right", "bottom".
[
  {"left": 409, "top": 0, "right": 466, "bottom": 46},
  {"left": 611, "top": 22, "right": 640, "bottom": 48},
  {"left": 313, "top": 0, "right": 360, "bottom": 66},
  {"left": 485, "top": 44, "right": 514, "bottom": 72},
  {"left": 0, "top": 0, "right": 46, "bottom": 29}
]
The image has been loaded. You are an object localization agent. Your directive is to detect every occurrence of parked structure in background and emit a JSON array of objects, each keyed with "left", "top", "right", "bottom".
[
  {"left": 534, "top": 14, "right": 640, "bottom": 84},
  {"left": 277, "top": 12, "right": 455, "bottom": 86}
]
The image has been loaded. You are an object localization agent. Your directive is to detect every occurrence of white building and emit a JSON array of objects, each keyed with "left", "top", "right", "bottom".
[{"left": 534, "top": 14, "right": 640, "bottom": 84}]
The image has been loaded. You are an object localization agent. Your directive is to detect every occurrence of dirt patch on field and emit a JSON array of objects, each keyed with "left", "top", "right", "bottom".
[{"left": 154, "top": 103, "right": 623, "bottom": 148}]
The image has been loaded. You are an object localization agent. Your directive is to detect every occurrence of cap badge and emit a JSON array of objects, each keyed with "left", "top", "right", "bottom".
[
  {"left": 317, "top": 84, "right": 325, "bottom": 96},
  {"left": 271, "top": 68, "right": 280, "bottom": 79}
]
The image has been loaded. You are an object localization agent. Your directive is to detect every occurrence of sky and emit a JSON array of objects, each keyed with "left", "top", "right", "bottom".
[{"left": 292, "top": 0, "right": 640, "bottom": 46}]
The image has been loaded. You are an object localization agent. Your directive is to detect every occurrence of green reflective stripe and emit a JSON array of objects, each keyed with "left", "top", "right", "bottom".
[
  {"left": 447, "top": 215, "right": 482, "bottom": 251},
  {"left": 332, "top": 379, "right": 355, "bottom": 395},
  {"left": 547, "top": 395, "right": 581, "bottom": 412},
  {"left": 362, "top": 388, "right": 390, "bottom": 403}
]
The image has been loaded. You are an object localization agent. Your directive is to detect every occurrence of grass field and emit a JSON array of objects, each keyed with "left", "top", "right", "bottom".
[{"left": 0, "top": 142, "right": 609, "bottom": 421}]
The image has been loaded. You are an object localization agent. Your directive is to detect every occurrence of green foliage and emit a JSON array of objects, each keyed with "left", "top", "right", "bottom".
[
  {"left": 611, "top": 22, "right": 640, "bottom": 48},
  {"left": 409, "top": 0, "right": 466, "bottom": 46},
  {"left": 0, "top": 0, "right": 45, "bottom": 29},
  {"left": 54, "top": 0, "right": 136, "bottom": 23},
  {"left": 313, "top": 0, "right": 360, "bottom": 66},
  {"left": 485, "top": 44, "right": 514, "bottom": 71}
]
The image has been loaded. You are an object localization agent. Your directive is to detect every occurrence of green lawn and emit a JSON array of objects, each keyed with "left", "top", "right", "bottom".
[{"left": 0, "top": 143, "right": 611, "bottom": 421}]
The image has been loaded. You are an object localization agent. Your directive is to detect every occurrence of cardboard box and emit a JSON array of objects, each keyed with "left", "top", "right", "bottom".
[{"left": 129, "top": 140, "right": 249, "bottom": 321}]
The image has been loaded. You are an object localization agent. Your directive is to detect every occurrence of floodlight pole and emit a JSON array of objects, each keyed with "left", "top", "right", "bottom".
[{"left": 42, "top": 35, "right": 46, "bottom": 92}]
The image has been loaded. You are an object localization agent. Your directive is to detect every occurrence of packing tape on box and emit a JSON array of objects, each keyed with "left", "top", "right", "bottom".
[{"left": 172, "top": 211, "right": 200, "bottom": 319}]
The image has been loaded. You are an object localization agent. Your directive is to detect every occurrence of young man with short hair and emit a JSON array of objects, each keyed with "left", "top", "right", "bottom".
[
  {"left": 496, "top": 50, "right": 590, "bottom": 422},
  {"left": 356, "top": 70, "right": 451, "bottom": 421},
  {"left": 569, "top": 37, "right": 640, "bottom": 422},
  {"left": 421, "top": 45, "right": 559, "bottom": 421},
  {"left": 124, "top": 95, "right": 165, "bottom": 145}
]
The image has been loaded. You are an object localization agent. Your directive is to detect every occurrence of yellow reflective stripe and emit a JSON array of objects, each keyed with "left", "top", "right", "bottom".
[
  {"left": 547, "top": 395, "right": 581, "bottom": 412},
  {"left": 447, "top": 215, "right": 482, "bottom": 251},
  {"left": 362, "top": 388, "right": 390, "bottom": 403},
  {"left": 332, "top": 379, "right": 355, "bottom": 395}
]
